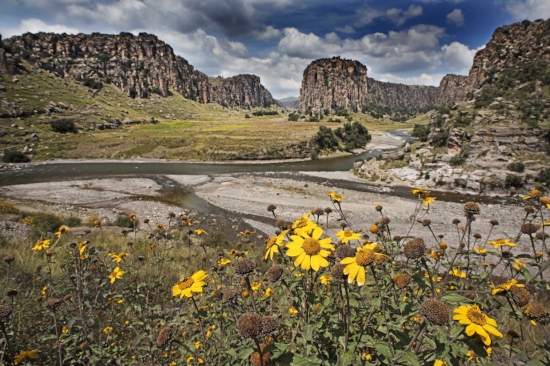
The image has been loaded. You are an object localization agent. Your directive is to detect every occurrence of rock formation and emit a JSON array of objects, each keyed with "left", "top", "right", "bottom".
[
  {"left": 0, "top": 35, "right": 14, "bottom": 75},
  {"left": 278, "top": 97, "right": 299, "bottom": 109},
  {"left": 367, "top": 78, "right": 438, "bottom": 114},
  {"left": 2, "top": 32, "right": 276, "bottom": 107},
  {"left": 299, "top": 57, "right": 368, "bottom": 114},
  {"left": 436, "top": 74, "right": 468, "bottom": 105}
]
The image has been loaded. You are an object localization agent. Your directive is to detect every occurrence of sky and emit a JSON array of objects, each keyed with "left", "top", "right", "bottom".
[{"left": 0, "top": 0, "right": 549, "bottom": 99}]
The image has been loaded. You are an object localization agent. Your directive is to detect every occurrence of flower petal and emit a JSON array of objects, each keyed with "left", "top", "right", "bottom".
[{"left": 310, "top": 255, "right": 320, "bottom": 271}]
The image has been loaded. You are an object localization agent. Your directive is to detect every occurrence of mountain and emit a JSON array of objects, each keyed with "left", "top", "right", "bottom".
[
  {"left": 278, "top": 97, "right": 299, "bottom": 109},
  {"left": 0, "top": 32, "right": 276, "bottom": 108},
  {"left": 367, "top": 77, "right": 438, "bottom": 114}
]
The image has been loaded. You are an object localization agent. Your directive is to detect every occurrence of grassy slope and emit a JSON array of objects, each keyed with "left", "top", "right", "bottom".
[{"left": 0, "top": 64, "right": 426, "bottom": 161}]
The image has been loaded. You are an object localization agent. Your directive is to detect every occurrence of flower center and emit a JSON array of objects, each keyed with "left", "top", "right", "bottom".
[
  {"left": 266, "top": 237, "right": 277, "bottom": 249},
  {"left": 302, "top": 238, "right": 321, "bottom": 255},
  {"left": 295, "top": 218, "right": 307, "bottom": 228},
  {"left": 466, "top": 307, "right": 487, "bottom": 326},
  {"left": 178, "top": 278, "right": 194, "bottom": 290},
  {"left": 344, "top": 230, "right": 353, "bottom": 237},
  {"left": 356, "top": 249, "right": 375, "bottom": 266}
]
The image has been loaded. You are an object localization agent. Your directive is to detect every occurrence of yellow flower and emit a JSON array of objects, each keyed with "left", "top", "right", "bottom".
[
  {"left": 186, "top": 355, "right": 204, "bottom": 364},
  {"left": 103, "top": 326, "right": 113, "bottom": 334},
  {"left": 326, "top": 191, "right": 336, "bottom": 197},
  {"left": 473, "top": 247, "right": 488, "bottom": 255},
  {"left": 55, "top": 225, "right": 70, "bottom": 238},
  {"left": 490, "top": 279, "right": 525, "bottom": 295},
  {"left": 32, "top": 239, "right": 51, "bottom": 252},
  {"left": 129, "top": 213, "right": 137, "bottom": 221},
  {"left": 487, "top": 238, "right": 516, "bottom": 249},
  {"left": 319, "top": 274, "right": 332, "bottom": 285},
  {"left": 217, "top": 258, "right": 231, "bottom": 266},
  {"left": 434, "top": 360, "right": 446, "bottom": 366},
  {"left": 194, "top": 341, "right": 201, "bottom": 349},
  {"left": 429, "top": 250, "right": 441, "bottom": 261},
  {"left": 264, "top": 230, "right": 288, "bottom": 260},
  {"left": 423, "top": 196, "right": 436, "bottom": 206},
  {"left": 93, "top": 220, "right": 101, "bottom": 228},
  {"left": 14, "top": 350, "right": 38, "bottom": 365},
  {"left": 238, "top": 230, "right": 255, "bottom": 237},
  {"left": 78, "top": 242, "right": 88, "bottom": 260},
  {"left": 109, "top": 267, "right": 125, "bottom": 284},
  {"left": 289, "top": 307, "right": 299, "bottom": 316},
  {"left": 170, "top": 362, "right": 177, "bottom": 366},
  {"left": 194, "top": 228, "right": 208, "bottom": 235},
  {"left": 332, "top": 194, "right": 344, "bottom": 203},
  {"left": 62, "top": 326, "right": 68, "bottom": 334},
  {"left": 411, "top": 187, "right": 430, "bottom": 196},
  {"left": 155, "top": 223, "right": 166, "bottom": 231},
  {"left": 42, "top": 286, "right": 47, "bottom": 296},
  {"left": 172, "top": 270, "right": 208, "bottom": 299},
  {"left": 286, "top": 226, "right": 334, "bottom": 271},
  {"left": 450, "top": 269, "right": 467, "bottom": 278},
  {"left": 336, "top": 230, "right": 362, "bottom": 243},
  {"left": 291, "top": 214, "right": 317, "bottom": 236},
  {"left": 264, "top": 288, "right": 273, "bottom": 297},
  {"left": 453, "top": 304, "right": 503, "bottom": 346},
  {"left": 541, "top": 220, "right": 550, "bottom": 227},
  {"left": 362, "top": 353, "right": 373, "bottom": 361},
  {"left": 108, "top": 252, "right": 129, "bottom": 263},
  {"left": 512, "top": 259, "right": 526, "bottom": 272},
  {"left": 251, "top": 282, "right": 261, "bottom": 292},
  {"left": 341, "top": 243, "right": 387, "bottom": 286},
  {"left": 523, "top": 189, "right": 542, "bottom": 200}
]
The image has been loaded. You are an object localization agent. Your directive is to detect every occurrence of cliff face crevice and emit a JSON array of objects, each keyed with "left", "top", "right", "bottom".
[
  {"left": 1, "top": 32, "right": 276, "bottom": 107},
  {"left": 299, "top": 57, "right": 368, "bottom": 114},
  {"left": 367, "top": 78, "right": 438, "bottom": 113}
]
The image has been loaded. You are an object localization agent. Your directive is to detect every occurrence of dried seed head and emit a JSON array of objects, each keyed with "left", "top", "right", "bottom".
[
  {"left": 314, "top": 208, "right": 324, "bottom": 216},
  {"left": 369, "top": 224, "right": 379, "bottom": 234},
  {"left": 2, "top": 255, "right": 15, "bottom": 264},
  {"left": 524, "top": 206, "right": 535, "bottom": 214},
  {"left": 452, "top": 218, "right": 461, "bottom": 225},
  {"left": 222, "top": 289, "right": 240, "bottom": 305},
  {"left": 237, "top": 312, "right": 262, "bottom": 338},
  {"left": 45, "top": 298, "right": 62, "bottom": 311},
  {"left": 275, "top": 219, "right": 287, "bottom": 229},
  {"left": 250, "top": 343, "right": 272, "bottom": 366},
  {"left": 536, "top": 232, "right": 549, "bottom": 240},
  {"left": 521, "top": 223, "right": 538, "bottom": 235},
  {"left": 507, "top": 330, "right": 520, "bottom": 339},
  {"left": 79, "top": 342, "right": 88, "bottom": 351},
  {"left": 324, "top": 207, "right": 332, "bottom": 214},
  {"left": 465, "top": 293, "right": 476, "bottom": 301},
  {"left": 260, "top": 316, "right": 279, "bottom": 336},
  {"left": 375, "top": 205, "right": 383, "bottom": 212},
  {"left": 156, "top": 327, "right": 172, "bottom": 347},
  {"left": 63, "top": 294, "right": 73, "bottom": 302},
  {"left": 335, "top": 245, "right": 356, "bottom": 260},
  {"left": 421, "top": 219, "right": 431, "bottom": 227},
  {"left": 473, "top": 232, "right": 482, "bottom": 239},
  {"left": 267, "top": 204, "right": 277, "bottom": 212},
  {"left": 502, "top": 250, "right": 513, "bottom": 258},
  {"left": 440, "top": 242, "right": 448, "bottom": 250},
  {"left": 0, "top": 305, "right": 12, "bottom": 323},
  {"left": 509, "top": 286, "right": 531, "bottom": 308},
  {"left": 331, "top": 263, "right": 348, "bottom": 281},
  {"left": 234, "top": 259, "right": 255, "bottom": 277},
  {"left": 490, "top": 219, "right": 499, "bottom": 226},
  {"left": 340, "top": 222, "right": 348, "bottom": 229},
  {"left": 524, "top": 305, "right": 550, "bottom": 324},
  {"left": 420, "top": 299, "right": 449, "bottom": 325},
  {"left": 379, "top": 217, "right": 390, "bottom": 226},
  {"left": 393, "top": 236, "right": 402, "bottom": 242},
  {"left": 6, "top": 289, "right": 18, "bottom": 297},
  {"left": 267, "top": 265, "right": 284, "bottom": 283},
  {"left": 393, "top": 274, "right": 411, "bottom": 289},
  {"left": 404, "top": 238, "right": 426, "bottom": 259},
  {"left": 464, "top": 202, "right": 480, "bottom": 216}
]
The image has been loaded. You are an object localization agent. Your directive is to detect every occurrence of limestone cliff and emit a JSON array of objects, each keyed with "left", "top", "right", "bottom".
[
  {"left": 436, "top": 74, "right": 468, "bottom": 105},
  {"left": 367, "top": 78, "right": 438, "bottom": 114},
  {"left": 209, "top": 74, "right": 276, "bottom": 108},
  {"left": 0, "top": 35, "right": 14, "bottom": 75},
  {"left": 299, "top": 57, "right": 368, "bottom": 114}
]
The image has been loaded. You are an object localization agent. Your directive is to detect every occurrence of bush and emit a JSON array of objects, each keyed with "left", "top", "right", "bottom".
[
  {"left": 66, "top": 216, "right": 82, "bottom": 227},
  {"left": 450, "top": 156, "right": 466, "bottom": 166},
  {"left": 83, "top": 77, "right": 102, "bottom": 89},
  {"left": 536, "top": 167, "right": 550, "bottom": 189},
  {"left": 507, "top": 162, "right": 525, "bottom": 173},
  {"left": 411, "top": 124, "right": 430, "bottom": 142},
  {"left": 432, "top": 131, "right": 449, "bottom": 148},
  {"left": 505, "top": 174, "right": 523, "bottom": 188},
  {"left": 115, "top": 214, "right": 134, "bottom": 228},
  {"left": 2, "top": 150, "right": 30, "bottom": 163},
  {"left": 288, "top": 112, "right": 300, "bottom": 122},
  {"left": 312, "top": 126, "right": 339, "bottom": 151},
  {"left": 50, "top": 119, "right": 77, "bottom": 133},
  {"left": 244, "top": 114, "right": 250, "bottom": 119},
  {"left": 129, "top": 88, "right": 137, "bottom": 99}
]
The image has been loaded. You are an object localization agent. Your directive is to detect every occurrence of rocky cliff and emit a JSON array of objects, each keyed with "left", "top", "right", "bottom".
[
  {"left": 1, "top": 32, "right": 275, "bottom": 107},
  {"left": 436, "top": 74, "right": 468, "bottom": 105},
  {"left": 209, "top": 75, "right": 276, "bottom": 108},
  {"left": 367, "top": 78, "right": 438, "bottom": 114},
  {"left": 299, "top": 57, "right": 368, "bottom": 114},
  {"left": 0, "top": 35, "right": 14, "bottom": 75}
]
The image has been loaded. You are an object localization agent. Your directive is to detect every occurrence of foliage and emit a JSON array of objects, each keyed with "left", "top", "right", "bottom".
[
  {"left": 432, "top": 131, "right": 449, "bottom": 148},
  {"left": 50, "top": 119, "right": 77, "bottom": 134},
  {"left": 252, "top": 110, "right": 279, "bottom": 117},
  {"left": 505, "top": 174, "right": 524, "bottom": 188},
  {"left": 334, "top": 121, "right": 372, "bottom": 151},
  {"left": 2, "top": 150, "right": 30, "bottom": 163},
  {"left": 83, "top": 78, "right": 102, "bottom": 90},
  {"left": 508, "top": 162, "right": 526, "bottom": 173},
  {"left": 288, "top": 112, "right": 300, "bottom": 121},
  {"left": 412, "top": 124, "right": 430, "bottom": 142}
]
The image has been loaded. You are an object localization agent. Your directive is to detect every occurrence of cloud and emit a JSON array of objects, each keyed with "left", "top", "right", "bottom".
[
  {"left": 255, "top": 26, "right": 282, "bottom": 41},
  {"left": 504, "top": 0, "right": 550, "bottom": 20},
  {"left": 356, "top": 5, "right": 423, "bottom": 27},
  {"left": 335, "top": 25, "right": 355, "bottom": 34},
  {"left": 447, "top": 9, "right": 465, "bottom": 26},
  {"left": 441, "top": 41, "right": 479, "bottom": 73},
  {"left": 0, "top": 18, "right": 80, "bottom": 38},
  {"left": 66, "top": 0, "right": 258, "bottom": 37},
  {"left": 415, "top": 0, "right": 465, "bottom": 3},
  {"left": 378, "top": 72, "right": 447, "bottom": 86}
]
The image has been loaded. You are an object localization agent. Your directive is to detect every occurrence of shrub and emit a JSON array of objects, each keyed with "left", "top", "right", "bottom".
[
  {"left": 244, "top": 114, "right": 251, "bottom": 119},
  {"left": 83, "top": 77, "right": 102, "bottom": 89},
  {"left": 432, "top": 131, "right": 449, "bottom": 148},
  {"left": 2, "top": 150, "right": 30, "bottom": 163},
  {"left": 288, "top": 112, "right": 300, "bottom": 122},
  {"left": 411, "top": 124, "right": 430, "bottom": 142},
  {"left": 66, "top": 216, "right": 82, "bottom": 227},
  {"left": 129, "top": 88, "right": 137, "bottom": 99},
  {"left": 115, "top": 214, "right": 134, "bottom": 228},
  {"left": 507, "top": 162, "right": 525, "bottom": 173},
  {"left": 505, "top": 174, "right": 523, "bottom": 188},
  {"left": 50, "top": 120, "right": 77, "bottom": 133},
  {"left": 0, "top": 201, "right": 19, "bottom": 214},
  {"left": 450, "top": 156, "right": 466, "bottom": 166}
]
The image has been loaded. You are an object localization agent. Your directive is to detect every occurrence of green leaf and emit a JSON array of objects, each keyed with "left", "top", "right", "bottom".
[
  {"left": 401, "top": 351, "right": 421, "bottom": 366},
  {"left": 523, "top": 268, "right": 533, "bottom": 282},
  {"left": 374, "top": 341, "right": 392, "bottom": 358},
  {"left": 439, "top": 293, "right": 472, "bottom": 304},
  {"left": 287, "top": 354, "right": 321, "bottom": 365},
  {"left": 526, "top": 360, "right": 547, "bottom": 366}
]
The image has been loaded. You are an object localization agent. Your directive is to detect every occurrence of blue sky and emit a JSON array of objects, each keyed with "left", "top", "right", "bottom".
[{"left": 1, "top": 0, "right": 549, "bottom": 99}]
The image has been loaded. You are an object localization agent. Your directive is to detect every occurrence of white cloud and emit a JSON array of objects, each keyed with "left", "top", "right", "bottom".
[
  {"left": 355, "top": 5, "right": 423, "bottom": 27},
  {"left": 447, "top": 9, "right": 465, "bottom": 26},
  {"left": 441, "top": 41, "right": 480, "bottom": 73},
  {"left": 378, "top": 72, "right": 447, "bottom": 86},
  {"left": 335, "top": 25, "right": 355, "bottom": 34},
  {"left": 505, "top": 0, "right": 550, "bottom": 20},
  {"left": 0, "top": 18, "right": 80, "bottom": 38},
  {"left": 415, "top": 0, "right": 465, "bottom": 3},
  {"left": 255, "top": 26, "right": 282, "bottom": 41}
]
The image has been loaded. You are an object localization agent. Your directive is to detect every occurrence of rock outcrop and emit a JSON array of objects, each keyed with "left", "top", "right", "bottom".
[
  {"left": 367, "top": 78, "right": 438, "bottom": 114},
  {"left": 209, "top": 75, "right": 276, "bottom": 108},
  {"left": 278, "top": 97, "right": 299, "bottom": 109},
  {"left": 436, "top": 74, "right": 468, "bottom": 105},
  {"left": 0, "top": 35, "right": 14, "bottom": 75},
  {"left": 2, "top": 32, "right": 275, "bottom": 107},
  {"left": 299, "top": 57, "right": 368, "bottom": 114}
]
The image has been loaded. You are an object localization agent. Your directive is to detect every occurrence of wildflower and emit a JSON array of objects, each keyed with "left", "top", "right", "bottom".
[
  {"left": 103, "top": 326, "right": 113, "bottom": 334},
  {"left": 336, "top": 229, "right": 362, "bottom": 243},
  {"left": 129, "top": 213, "right": 137, "bottom": 221},
  {"left": 172, "top": 270, "right": 208, "bottom": 299},
  {"left": 523, "top": 189, "right": 542, "bottom": 200},
  {"left": 186, "top": 355, "right": 204, "bottom": 364},
  {"left": 512, "top": 259, "right": 526, "bottom": 272},
  {"left": 340, "top": 243, "right": 387, "bottom": 286},
  {"left": 194, "top": 228, "right": 207, "bottom": 235},
  {"left": 473, "top": 247, "right": 488, "bottom": 255},
  {"left": 155, "top": 223, "right": 165, "bottom": 231},
  {"left": 238, "top": 230, "right": 255, "bottom": 237},
  {"left": 264, "top": 288, "right": 273, "bottom": 297},
  {"left": 434, "top": 360, "right": 447, "bottom": 366},
  {"left": 453, "top": 305, "right": 502, "bottom": 345},
  {"left": 109, "top": 267, "right": 125, "bottom": 284},
  {"left": 251, "top": 282, "right": 261, "bottom": 292},
  {"left": 42, "top": 286, "right": 48, "bottom": 296},
  {"left": 327, "top": 191, "right": 336, "bottom": 197},
  {"left": 32, "top": 239, "right": 51, "bottom": 252},
  {"left": 62, "top": 326, "right": 68, "bottom": 334},
  {"left": 411, "top": 187, "right": 430, "bottom": 196},
  {"left": 429, "top": 250, "right": 441, "bottom": 261},
  {"left": 487, "top": 238, "right": 516, "bottom": 249},
  {"left": 286, "top": 226, "right": 334, "bottom": 271},
  {"left": 264, "top": 230, "right": 288, "bottom": 260},
  {"left": 108, "top": 252, "right": 129, "bottom": 263},
  {"left": 217, "top": 258, "right": 231, "bottom": 266},
  {"left": 524, "top": 305, "right": 550, "bottom": 325},
  {"left": 332, "top": 194, "right": 343, "bottom": 203},
  {"left": 369, "top": 224, "right": 379, "bottom": 234},
  {"left": 93, "top": 220, "right": 101, "bottom": 228},
  {"left": 78, "top": 242, "right": 88, "bottom": 260},
  {"left": 362, "top": 353, "right": 373, "bottom": 361},
  {"left": 423, "top": 196, "right": 436, "bottom": 206},
  {"left": 335, "top": 244, "right": 356, "bottom": 259},
  {"left": 292, "top": 213, "right": 317, "bottom": 236},
  {"left": 393, "top": 273, "right": 411, "bottom": 289},
  {"left": 509, "top": 286, "right": 531, "bottom": 307},
  {"left": 319, "top": 274, "right": 332, "bottom": 285},
  {"left": 55, "top": 225, "right": 70, "bottom": 238},
  {"left": 491, "top": 279, "right": 525, "bottom": 295},
  {"left": 450, "top": 269, "right": 467, "bottom": 278},
  {"left": 289, "top": 307, "right": 299, "bottom": 316},
  {"left": 14, "top": 350, "right": 38, "bottom": 365}
]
